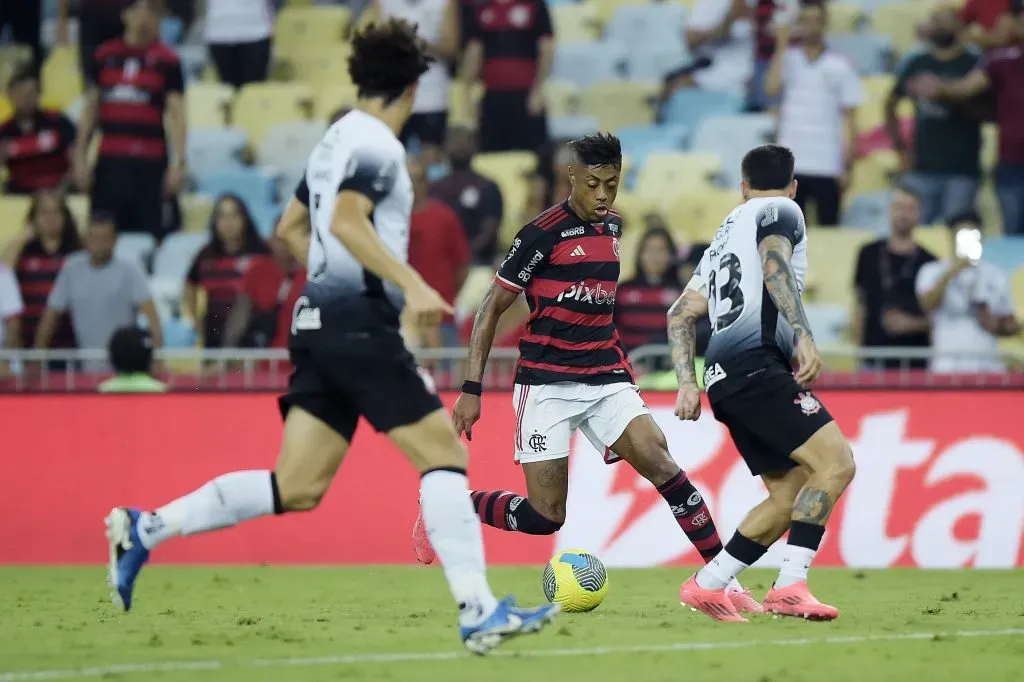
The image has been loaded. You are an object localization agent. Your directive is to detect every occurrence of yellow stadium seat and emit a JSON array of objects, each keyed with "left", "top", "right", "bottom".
[
  {"left": 182, "top": 193, "right": 215, "bottom": 233},
  {"left": 579, "top": 81, "right": 657, "bottom": 132},
  {"left": 0, "top": 45, "right": 32, "bottom": 90},
  {"left": 1012, "top": 267, "right": 1024, "bottom": 317},
  {"left": 636, "top": 152, "right": 722, "bottom": 205},
  {"left": 857, "top": 74, "right": 913, "bottom": 130},
  {"left": 313, "top": 83, "right": 359, "bottom": 121},
  {"left": 914, "top": 225, "right": 953, "bottom": 260},
  {"left": 288, "top": 43, "right": 354, "bottom": 87},
  {"left": 0, "top": 95, "right": 11, "bottom": 122},
  {"left": 41, "top": 47, "right": 82, "bottom": 111},
  {"left": 804, "top": 227, "right": 876, "bottom": 307},
  {"left": 473, "top": 152, "right": 536, "bottom": 242},
  {"left": 665, "top": 189, "right": 743, "bottom": 244},
  {"left": 274, "top": 6, "right": 351, "bottom": 60},
  {"left": 981, "top": 123, "right": 998, "bottom": 173},
  {"left": 186, "top": 82, "right": 234, "bottom": 128},
  {"left": 612, "top": 191, "right": 655, "bottom": 232},
  {"left": 828, "top": 2, "right": 866, "bottom": 32},
  {"left": 551, "top": 4, "right": 601, "bottom": 44},
  {"left": 455, "top": 265, "right": 497, "bottom": 313},
  {"left": 232, "top": 82, "right": 313, "bottom": 145},
  {"left": 544, "top": 80, "right": 579, "bottom": 118},
  {"left": 589, "top": 0, "right": 648, "bottom": 26},
  {"left": 847, "top": 149, "right": 899, "bottom": 199},
  {"left": 448, "top": 80, "right": 484, "bottom": 127},
  {"left": 65, "top": 194, "right": 90, "bottom": 230},
  {"left": 0, "top": 195, "right": 31, "bottom": 245},
  {"left": 872, "top": 0, "right": 942, "bottom": 55}
]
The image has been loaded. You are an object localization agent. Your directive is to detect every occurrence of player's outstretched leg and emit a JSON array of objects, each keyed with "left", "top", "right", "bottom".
[
  {"left": 105, "top": 407, "right": 347, "bottom": 611},
  {"left": 392, "top": 410, "right": 559, "bottom": 653},
  {"left": 763, "top": 423, "right": 855, "bottom": 621}
]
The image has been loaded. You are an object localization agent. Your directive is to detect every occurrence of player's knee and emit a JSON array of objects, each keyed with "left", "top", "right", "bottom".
[
  {"left": 274, "top": 475, "right": 329, "bottom": 512},
  {"left": 830, "top": 444, "right": 856, "bottom": 490},
  {"left": 634, "top": 442, "right": 678, "bottom": 487}
]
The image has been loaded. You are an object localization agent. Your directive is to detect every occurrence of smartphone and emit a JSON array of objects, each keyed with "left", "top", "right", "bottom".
[{"left": 955, "top": 228, "right": 983, "bottom": 263}]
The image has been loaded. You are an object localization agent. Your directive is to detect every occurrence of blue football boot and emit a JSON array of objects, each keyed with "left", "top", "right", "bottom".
[
  {"left": 105, "top": 507, "right": 150, "bottom": 611},
  {"left": 460, "top": 595, "right": 560, "bottom": 654}
]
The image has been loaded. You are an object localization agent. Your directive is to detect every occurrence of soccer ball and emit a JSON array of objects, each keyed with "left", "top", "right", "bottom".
[{"left": 542, "top": 549, "right": 609, "bottom": 612}]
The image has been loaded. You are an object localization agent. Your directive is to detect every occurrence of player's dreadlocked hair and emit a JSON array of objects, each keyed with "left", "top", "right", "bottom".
[
  {"left": 569, "top": 133, "right": 622, "bottom": 168},
  {"left": 348, "top": 19, "right": 434, "bottom": 103}
]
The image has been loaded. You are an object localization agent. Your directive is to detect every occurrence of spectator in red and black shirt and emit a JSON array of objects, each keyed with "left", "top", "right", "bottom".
[
  {"left": 223, "top": 235, "right": 306, "bottom": 350},
  {"left": 74, "top": 0, "right": 187, "bottom": 240},
  {"left": 185, "top": 194, "right": 269, "bottom": 348},
  {"left": 614, "top": 227, "right": 684, "bottom": 354},
  {"left": 0, "top": 66, "right": 76, "bottom": 195},
  {"left": 460, "top": 0, "right": 554, "bottom": 152},
  {"left": 0, "top": 191, "right": 81, "bottom": 351}
]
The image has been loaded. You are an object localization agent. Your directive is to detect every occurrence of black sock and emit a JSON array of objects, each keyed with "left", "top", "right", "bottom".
[
  {"left": 469, "top": 490, "right": 562, "bottom": 535},
  {"left": 724, "top": 531, "right": 770, "bottom": 565},
  {"left": 657, "top": 471, "right": 723, "bottom": 562},
  {"left": 788, "top": 520, "right": 826, "bottom": 550}
]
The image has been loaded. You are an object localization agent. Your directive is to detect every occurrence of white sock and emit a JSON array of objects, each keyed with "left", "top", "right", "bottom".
[
  {"left": 137, "top": 470, "right": 277, "bottom": 550},
  {"left": 420, "top": 469, "right": 499, "bottom": 626},
  {"left": 694, "top": 550, "right": 749, "bottom": 590},
  {"left": 775, "top": 545, "right": 817, "bottom": 588}
]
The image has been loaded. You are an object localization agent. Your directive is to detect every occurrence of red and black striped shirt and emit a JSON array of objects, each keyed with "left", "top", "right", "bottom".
[
  {"left": 87, "top": 38, "right": 184, "bottom": 162},
  {"left": 16, "top": 239, "right": 78, "bottom": 348},
  {"left": 0, "top": 112, "right": 76, "bottom": 194},
  {"left": 463, "top": 0, "right": 553, "bottom": 92},
  {"left": 187, "top": 243, "right": 270, "bottom": 347},
  {"left": 496, "top": 201, "right": 633, "bottom": 385},
  {"left": 614, "top": 278, "right": 683, "bottom": 352}
]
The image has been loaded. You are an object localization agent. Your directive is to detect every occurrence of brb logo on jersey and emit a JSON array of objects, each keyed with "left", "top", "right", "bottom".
[{"left": 557, "top": 281, "right": 616, "bottom": 305}]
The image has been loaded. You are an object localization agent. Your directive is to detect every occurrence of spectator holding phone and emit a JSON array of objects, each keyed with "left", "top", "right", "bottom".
[{"left": 916, "top": 210, "right": 1021, "bottom": 372}]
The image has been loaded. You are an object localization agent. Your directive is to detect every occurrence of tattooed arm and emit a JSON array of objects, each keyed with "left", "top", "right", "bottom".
[
  {"left": 758, "top": 234, "right": 813, "bottom": 342},
  {"left": 667, "top": 289, "right": 709, "bottom": 387}
]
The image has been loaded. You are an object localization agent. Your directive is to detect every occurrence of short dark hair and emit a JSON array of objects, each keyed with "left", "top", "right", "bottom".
[
  {"left": 741, "top": 144, "right": 795, "bottom": 191},
  {"left": 7, "top": 63, "right": 38, "bottom": 90},
  {"left": 893, "top": 182, "right": 922, "bottom": 205},
  {"left": 348, "top": 19, "right": 433, "bottom": 102},
  {"left": 569, "top": 133, "right": 622, "bottom": 168},
  {"left": 946, "top": 209, "right": 982, "bottom": 229},
  {"left": 89, "top": 209, "right": 117, "bottom": 228},
  {"left": 109, "top": 327, "right": 154, "bottom": 374}
]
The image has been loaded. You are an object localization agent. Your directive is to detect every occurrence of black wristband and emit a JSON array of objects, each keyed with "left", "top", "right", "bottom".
[{"left": 462, "top": 380, "right": 482, "bottom": 396}]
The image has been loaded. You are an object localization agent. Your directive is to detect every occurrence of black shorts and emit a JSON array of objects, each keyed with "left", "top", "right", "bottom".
[
  {"left": 277, "top": 301, "right": 443, "bottom": 441},
  {"left": 709, "top": 374, "right": 834, "bottom": 476},
  {"left": 479, "top": 91, "right": 548, "bottom": 153},
  {"left": 91, "top": 158, "right": 174, "bottom": 239},
  {"left": 401, "top": 111, "right": 448, "bottom": 148}
]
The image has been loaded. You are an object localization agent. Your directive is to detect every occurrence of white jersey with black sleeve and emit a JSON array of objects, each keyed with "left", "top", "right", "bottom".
[
  {"left": 293, "top": 109, "right": 413, "bottom": 322},
  {"left": 687, "top": 196, "right": 808, "bottom": 401}
]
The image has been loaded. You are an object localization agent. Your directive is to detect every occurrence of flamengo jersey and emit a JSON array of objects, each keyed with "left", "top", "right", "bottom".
[
  {"left": 296, "top": 110, "right": 413, "bottom": 318},
  {"left": 691, "top": 196, "right": 808, "bottom": 400},
  {"left": 496, "top": 201, "right": 634, "bottom": 385}
]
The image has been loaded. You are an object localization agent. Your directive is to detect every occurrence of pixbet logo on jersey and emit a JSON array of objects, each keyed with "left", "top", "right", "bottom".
[{"left": 556, "top": 281, "right": 617, "bottom": 305}]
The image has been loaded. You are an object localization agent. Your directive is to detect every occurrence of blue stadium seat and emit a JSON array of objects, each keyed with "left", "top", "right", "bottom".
[
  {"left": 187, "top": 127, "right": 248, "bottom": 175},
  {"left": 114, "top": 233, "right": 156, "bottom": 274},
  {"left": 153, "top": 232, "right": 208, "bottom": 282},
  {"left": 617, "top": 124, "right": 689, "bottom": 166},
  {"left": 627, "top": 42, "right": 689, "bottom": 82},
  {"left": 548, "top": 114, "right": 600, "bottom": 140},
  {"left": 160, "top": 17, "right": 184, "bottom": 45},
  {"left": 980, "top": 237, "right": 1024, "bottom": 275},
  {"left": 661, "top": 89, "right": 743, "bottom": 129},
  {"left": 194, "top": 168, "right": 278, "bottom": 209},
  {"left": 552, "top": 41, "right": 628, "bottom": 87},
  {"left": 841, "top": 190, "right": 892, "bottom": 232},
  {"left": 257, "top": 121, "right": 327, "bottom": 170},
  {"left": 176, "top": 44, "right": 209, "bottom": 83},
  {"left": 691, "top": 114, "right": 775, "bottom": 187},
  {"left": 249, "top": 202, "right": 284, "bottom": 239},
  {"left": 162, "top": 317, "right": 198, "bottom": 348},
  {"left": 605, "top": 4, "right": 687, "bottom": 47},
  {"left": 829, "top": 32, "right": 894, "bottom": 75}
]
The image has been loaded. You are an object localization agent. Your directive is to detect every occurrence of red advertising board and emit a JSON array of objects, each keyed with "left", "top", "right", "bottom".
[{"left": 1, "top": 391, "right": 1022, "bottom": 567}]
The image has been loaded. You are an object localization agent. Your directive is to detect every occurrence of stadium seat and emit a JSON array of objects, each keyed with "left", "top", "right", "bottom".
[
  {"left": 661, "top": 89, "right": 744, "bottom": 129},
  {"left": 551, "top": 3, "right": 601, "bottom": 44},
  {"left": 829, "top": 32, "right": 894, "bottom": 76},
  {"left": 274, "top": 5, "right": 351, "bottom": 60},
  {"left": 313, "top": 83, "right": 359, "bottom": 122},
  {"left": 639, "top": 151, "right": 723, "bottom": 197},
  {"left": 847, "top": 149, "right": 900, "bottom": 199},
  {"left": 579, "top": 81, "right": 658, "bottom": 131},
  {"left": 249, "top": 202, "right": 284, "bottom": 239},
  {"left": 610, "top": 191, "right": 656, "bottom": 234},
  {"left": 665, "top": 188, "right": 743, "bottom": 242},
  {"left": 194, "top": 168, "right": 278, "bottom": 209},
  {"left": 162, "top": 316, "right": 198, "bottom": 349},
  {"left": 543, "top": 80, "right": 580, "bottom": 118},
  {"left": 448, "top": 81, "right": 484, "bottom": 127},
  {"left": 187, "top": 127, "right": 248, "bottom": 175},
  {"left": 0, "top": 95, "right": 11, "bottom": 122},
  {"left": 588, "top": 0, "right": 648, "bottom": 25},
  {"left": 626, "top": 42, "right": 689, "bottom": 82},
  {"left": 871, "top": 0, "right": 935, "bottom": 55},
  {"left": 153, "top": 232, "right": 208, "bottom": 282},
  {"left": 604, "top": 4, "right": 687, "bottom": 47},
  {"left": 186, "top": 82, "right": 235, "bottom": 128},
  {"left": 66, "top": 194, "right": 89, "bottom": 230},
  {"left": 804, "top": 227, "right": 875, "bottom": 307},
  {"left": 288, "top": 43, "right": 354, "bottom": 87},
  {"left": 257, "top": 121, "right": 327, "bottom": 170},
  {"left": 981, "top": 237, "right": 1024, "bottom": 276},
  {"left": 841, "top": 190, "right": 892, "bottom": 232},
  {"left": 472, "top": 152, "right": 537, "bottom": 240},
  {"left": 232, "top": 82, "right": 313, "bottom": 145},
  {"left": 0, "top": 196, "right": 31, "bottom": 245},
  {"left": 552, "top": 41, "right": 628, "bottom": 87},
  {"left": 177, "top": 44, "right": 210, "bottom": 83},
  {"left": 806, "top": 303, "right": 851, "bottom": 347},
  {"left": 1012, "top": 267, "right": 1024, "bottom": 316},
  {"left": 114, "top": 233, "right": 156, "bottom": 274},
  {"left": 915, "top": 225, "right": 953, "bottom": 260},
  {"left": 616, "top": 124, "right": 689, "bottom": 167},
  {"left": 160, "top": 16, "right": 184, "bottom": 44},
  {"left": 548, "top": 115, "right": 600, "bottom": 140},
  {"left": 691, "top": 114, "right": 776, "bottom": 187},
  {"left": 40, "top": 47, "right": 82, "bottom": 111},
  {"left": 182, "top": 193, "right": 216, "bottom": 233},
  {"left": 827, "top": 2, "right": 867, "bottom": 32}
]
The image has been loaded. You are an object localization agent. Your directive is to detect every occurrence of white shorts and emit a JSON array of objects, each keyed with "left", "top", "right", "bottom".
[{"left": 512, "top": 382, "right": 649, "bottom": 464}]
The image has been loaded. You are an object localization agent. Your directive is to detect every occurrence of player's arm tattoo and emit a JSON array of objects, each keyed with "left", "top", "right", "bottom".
[
  {"left": 667, "top": 290, "right": 708, "bottom": 386},
  {"left": 465, "top": 282, "right": 518, "bottom": 382},
  {"left": 758, "top": 234, "right": 813, "bottom": 342},
  {"left": 792, "top": 487, "right": 835, "bottom": 525}
]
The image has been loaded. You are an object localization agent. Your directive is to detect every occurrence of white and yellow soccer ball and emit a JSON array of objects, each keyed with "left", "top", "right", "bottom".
[{"left": 543, "top": 549, "right": 609, "bottom": 612}]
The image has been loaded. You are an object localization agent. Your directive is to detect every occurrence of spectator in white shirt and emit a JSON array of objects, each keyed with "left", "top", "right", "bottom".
[
  {"left": 0, "top": 263, "right": 24, "bottom": 380},
  {"left": 205, "top": 0, "right": 274, "bottom": 89},
  {"left": 916, "top": 211, "right": 1022, "bottom": 373},
  {"left": 766, "top": 1, "right": 862, "bottom": 226}
]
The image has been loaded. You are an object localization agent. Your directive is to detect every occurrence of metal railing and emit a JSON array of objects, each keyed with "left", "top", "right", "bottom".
[{"left": 0, "top": 345, "right": 1022, "bottom": 392}]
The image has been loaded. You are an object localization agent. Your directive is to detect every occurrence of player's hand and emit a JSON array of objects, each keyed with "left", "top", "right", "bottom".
[
  {"left": 452, "top": 393, "right": 482, "bottom": 440},
  {"left": 951, "top": 255, "right": 973, "bottom": 274},
  {"left": 793, "top": 333, "right": 822, "bottom": 387},
  {"left": 674, "top": 383, "right": 702, "bottom": 421},
  {"left": 405, "top": 278, "right": 454, "bottom": 328}
]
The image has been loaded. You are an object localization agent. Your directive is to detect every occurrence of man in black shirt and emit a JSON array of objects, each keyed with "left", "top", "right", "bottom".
[{"left": 853, "top": 186, "right": 937, "bottom": 369}]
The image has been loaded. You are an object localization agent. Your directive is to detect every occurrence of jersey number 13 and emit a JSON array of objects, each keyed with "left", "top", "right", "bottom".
[{"left": 708, "top": 252, "right": 744, "bottom": 331}]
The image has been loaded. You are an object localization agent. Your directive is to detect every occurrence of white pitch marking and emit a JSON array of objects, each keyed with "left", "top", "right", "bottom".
[{"left": 1, "top": 629, "right": 1021, "bottom": 681}]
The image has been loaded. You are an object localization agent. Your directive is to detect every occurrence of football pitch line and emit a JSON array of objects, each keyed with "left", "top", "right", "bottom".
[{"left": 2, "top": 628, "right": 1022, "bottom": 680}]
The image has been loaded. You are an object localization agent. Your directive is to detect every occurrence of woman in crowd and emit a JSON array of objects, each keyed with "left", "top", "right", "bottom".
[
  {"left": 1, "top": 190, "right": 81, "bottom": 350},
  {"left": 185, "top": 193, "right": 268, "bottom": 349},
  {"left": 615, "top": 226, "right": 685, "bottom": 357}
]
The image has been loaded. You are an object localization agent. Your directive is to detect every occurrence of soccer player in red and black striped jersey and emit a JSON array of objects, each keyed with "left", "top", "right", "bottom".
[
  {"left": 74, "top": 0, "right": 186, "bottom": 239},
  {"left": 413, "top": 133, "right": 761, "bottom": 614}
]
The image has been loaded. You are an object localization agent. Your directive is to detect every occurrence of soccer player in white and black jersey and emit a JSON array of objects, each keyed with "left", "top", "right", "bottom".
[
  {"left": 102, "top": 20, "right": 558, "bottom": 654},
  {"left": 668, "top": 144, "right": 857, "bottom": 622}
]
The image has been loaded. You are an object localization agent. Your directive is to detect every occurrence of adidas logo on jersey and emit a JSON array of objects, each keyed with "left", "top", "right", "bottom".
[
  {"left": 570, "top": 245, "right": 587, "bottom": 257},
  {"left": 557, "top": 281, "right": 616, "bottom": 305},
  {"left": 703, "top": 362, "right": 727, "bottom": 389}
]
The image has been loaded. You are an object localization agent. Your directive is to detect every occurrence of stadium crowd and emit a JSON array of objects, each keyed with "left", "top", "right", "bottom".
[{"left": 0, "top": 0, "right": 1022, "bottom": 388}]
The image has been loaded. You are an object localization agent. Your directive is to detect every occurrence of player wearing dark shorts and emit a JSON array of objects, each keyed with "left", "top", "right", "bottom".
[
  {"left": 668, "top": 144, "right": 856, "bottom": 622},
  {"left": 103, "top": 19, "right": 558, "bottom": 655}
]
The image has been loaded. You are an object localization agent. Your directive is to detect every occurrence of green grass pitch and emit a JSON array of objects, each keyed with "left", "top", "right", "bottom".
[{"left": 1, "top": 567, "right": 1022, "bottom": 681}]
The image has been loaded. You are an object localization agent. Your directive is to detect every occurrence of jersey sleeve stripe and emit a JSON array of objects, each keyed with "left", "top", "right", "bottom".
[{"left": 495, "top": 274, "right": 524, "bottom": 292}]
